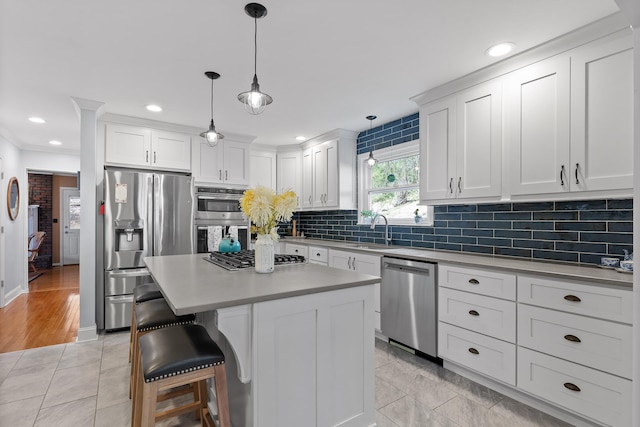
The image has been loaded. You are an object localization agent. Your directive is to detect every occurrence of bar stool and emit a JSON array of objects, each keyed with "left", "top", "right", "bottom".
[
  {"left": 129, "top": 283, "right": 164, "bottom": 363},
  {"left": 132, "top": 324, "right": 231, "bottom": 427},
  {"left": 130, "top": 298, "right": 196, "bottom": 399}
]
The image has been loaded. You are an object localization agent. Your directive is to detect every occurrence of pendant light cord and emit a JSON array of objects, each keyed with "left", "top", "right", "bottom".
[
  {"left": 253, "top": 16, "right": 258, "bottom": 76},
  {"left": 210, "top": 76, "right": 214, "bottom": 120}
]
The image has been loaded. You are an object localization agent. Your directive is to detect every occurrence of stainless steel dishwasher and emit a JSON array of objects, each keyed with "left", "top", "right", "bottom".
[{"left": 381, "top": 256, "right": 437, "bottom": 358}]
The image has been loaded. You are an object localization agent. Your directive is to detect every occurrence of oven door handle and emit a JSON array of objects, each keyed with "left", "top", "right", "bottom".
[{"left": 196, "top": 194, "right": 240, "bottom": 200}]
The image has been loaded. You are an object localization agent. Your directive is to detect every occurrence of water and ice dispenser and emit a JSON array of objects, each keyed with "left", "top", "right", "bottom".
[{"left": 113, "top": 220, "right": 144, "bottom": 252}]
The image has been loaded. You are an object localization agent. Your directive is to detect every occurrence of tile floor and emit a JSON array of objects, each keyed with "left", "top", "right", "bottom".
[{"left": 0, "top": 332, "right": 575, "bottom": 427}]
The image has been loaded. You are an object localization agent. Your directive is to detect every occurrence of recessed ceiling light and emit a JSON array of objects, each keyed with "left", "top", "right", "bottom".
[
  {"left": 49, "top": 140, "right": 62, "bottom": 145},
  {"left": 146, "top": 104, "right": 163, "bottom": 112},
  {"left": 295, "top": 136, "right": 306, "bottom": 142},
  {"left": 28, "top": 117, "right": 46, "bottom": 124},
  {"left": 486, "top": 42, "right": 515, "bottom": 57}
]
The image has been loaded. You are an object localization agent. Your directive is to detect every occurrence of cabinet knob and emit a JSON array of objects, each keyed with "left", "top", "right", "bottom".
[
  {"left": 563, "top": 294, "right": 581, "bottom": 302},
  {"left": 316, "top": 253, "right": 320, "bottom": 256},
  {"left": 468, "top": 309, "right": 479, "bottom": 316},
  {"left": 563, "top": 382, "right": 581, "bottom": 392},
  {"left": 564, "top": 334, "right": 581, "bottom": 343},
  {"left": 468, "top": 347, "right": 479, "bottom": 355},
  {"left": 468, "top": 278, "right": 479, "bottom": 285}
]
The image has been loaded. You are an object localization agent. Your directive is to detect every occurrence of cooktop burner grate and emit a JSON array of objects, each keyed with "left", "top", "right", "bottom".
[{"left": 205, "top": 249, "right": 306, "bottom": 271}]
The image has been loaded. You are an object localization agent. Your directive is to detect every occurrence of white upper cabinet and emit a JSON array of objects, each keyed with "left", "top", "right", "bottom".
[
  {"left": 105, "top": 123, "right": 191, "bottom": 171},
  {"left": 507, "top": 56, "right": 571, "bottom": 196},
  {"left": 419, "top": 80, "right": 502, "bottom": 203},
  {"left": 570, "top": 35, "right": 633, "bottom": 192},
  {"left": 250, "top": 148, "right": 277, "bottom": 191},
  {"left": 193, "top": 139, "right": 250, "bottom": 186},
  {"left": 300, "top": 130, "right": 356, "bottom": 211},
  {"left": 276, "top": 149, "right": 301, "bottom": 208}
]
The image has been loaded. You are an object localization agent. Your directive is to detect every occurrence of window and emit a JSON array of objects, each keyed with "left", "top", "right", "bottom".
[{"left": 358, "top": 140, "right": 432, "bottom": 225}]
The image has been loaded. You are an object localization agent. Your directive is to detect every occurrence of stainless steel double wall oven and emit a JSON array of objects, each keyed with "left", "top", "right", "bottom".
[{"left": 193, "top": 186, "right": 250, "bottom": 253}]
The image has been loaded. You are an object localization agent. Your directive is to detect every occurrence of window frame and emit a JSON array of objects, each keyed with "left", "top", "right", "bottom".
[{"left": 357, "top": 140, "right": 433, "bottom": 226}]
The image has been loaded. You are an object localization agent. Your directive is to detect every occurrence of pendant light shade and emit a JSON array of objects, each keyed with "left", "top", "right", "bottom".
[
  {"left": 200, "top": 71, "right": 224, "bottom": 146},
  {"left": 366, "top": 115, "right": 377, "bottom": 167},
  {"left": 238, "top": 3, "right": 272, "bottom": 115}
]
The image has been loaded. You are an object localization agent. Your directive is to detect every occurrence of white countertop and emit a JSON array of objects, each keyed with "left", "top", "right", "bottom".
[
  {"left": 144, "top": 253, "right": 380, "bottom": 315},
  {"left": 281, "top": 238, "right": 633, "bottom": 288}
]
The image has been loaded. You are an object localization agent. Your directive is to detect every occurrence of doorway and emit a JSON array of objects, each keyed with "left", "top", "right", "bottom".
[{"left": 61, "top": 187, "right": 80, "bottom": 265}]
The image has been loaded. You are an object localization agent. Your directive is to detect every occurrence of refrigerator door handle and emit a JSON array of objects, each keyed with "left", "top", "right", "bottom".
[{"left": 107, "top": 268, "right": 150, "bottom": 278}]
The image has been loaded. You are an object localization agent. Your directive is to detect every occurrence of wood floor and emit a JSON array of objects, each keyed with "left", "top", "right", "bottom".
[{"left": 0, "top": 265, "right": 79, "bottom": 353}]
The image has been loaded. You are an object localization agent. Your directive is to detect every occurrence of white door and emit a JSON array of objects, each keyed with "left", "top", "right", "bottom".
[{"left": 61, "top": 188, "right": 80, "bottom": 265}]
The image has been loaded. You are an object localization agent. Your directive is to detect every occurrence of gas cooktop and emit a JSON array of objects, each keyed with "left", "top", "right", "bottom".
[{"left": 205, "top": 249, "right": 306, "bottom": 271}]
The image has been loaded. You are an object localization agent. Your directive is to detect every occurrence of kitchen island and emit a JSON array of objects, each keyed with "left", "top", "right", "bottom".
[{"left": 145, "top": 253, "right": 380, "bottom": 427}]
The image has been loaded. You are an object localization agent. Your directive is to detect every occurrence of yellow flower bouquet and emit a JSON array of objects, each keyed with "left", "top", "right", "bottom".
[{"left": 239, "top": 186, "right": 297, "bottom": 238}]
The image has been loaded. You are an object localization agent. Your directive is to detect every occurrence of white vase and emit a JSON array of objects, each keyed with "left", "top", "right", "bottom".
[{"left": 254, "top": 234, "right": 275, "bottom": 273}]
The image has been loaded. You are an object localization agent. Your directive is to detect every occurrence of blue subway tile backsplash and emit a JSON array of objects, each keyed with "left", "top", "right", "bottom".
[
  {"left": 293, "top": 197, "right": 633, "bottom": 266},
  {"left": 295, "top": 112, "right": 633, "bottom": 266}
]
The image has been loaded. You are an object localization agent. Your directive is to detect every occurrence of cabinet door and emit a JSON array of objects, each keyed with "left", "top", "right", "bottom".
[
  {"left": 456, "top": 81, "right": 502, "bottom": 199},
  {"left": 222, "top": 141, "right": 250, "bottom": 186},
  {"left": 352, "top": 253, "right": 381, "bottom": 277},
  {"left": 507, "top": 56, "right": 570, "bottom": 195},
  {"left": 105, "top": 123, "right": 151, "bottom": 167},
  {"left": 419, "top": 97, "right": 456, "bottom": 201},
  {"left": 250, "top": 150, "right": 277, "bottom": 190},
  {"left": 194, "top": 141, "right": 224, "bottom": 184},
  {"left": 151, "top": 130, "right": 191, "bottom": 171},
  {"left": 311, "top": 145, "right": 327, "bottom": 207},
  {"left": 324, "top": 141, "right": 339, "bottom": 207},
  {"left": 570, "top": 36, "right": 633, "bottom": 192},
  {"left": 328, "top": 249, "right": 352, "bottom": 271},
  {"left": 301, "top": 148, "right": 313, "bottom": 209},
  {"left": 277, "top": 150, "right": 301, "bottom": 207}
]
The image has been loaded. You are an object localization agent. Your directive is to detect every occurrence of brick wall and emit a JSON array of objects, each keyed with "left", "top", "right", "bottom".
[{"left": 28, "top": 173, "right": 53, "bottom": 269}]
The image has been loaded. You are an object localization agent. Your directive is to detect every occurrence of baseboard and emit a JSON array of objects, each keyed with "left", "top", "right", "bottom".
[
  {"left": 2, "top": 286, "right": 24, "bottom": 308},
  {"left": 76, "top": 325, "right": 98, "bottom": 342}
]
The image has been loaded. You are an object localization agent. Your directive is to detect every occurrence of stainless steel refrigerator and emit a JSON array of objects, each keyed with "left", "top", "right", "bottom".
[{"left": 101, "top": 167, "right": 194, "bottom": 330}]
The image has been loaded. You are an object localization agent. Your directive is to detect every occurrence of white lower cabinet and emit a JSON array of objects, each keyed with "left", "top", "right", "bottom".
[
  {"left": 329, "top": 249, "right": 381, "bottom": 331},
  {"left": 254, "top": 285, "right": 375, "bottom": 427},
  {"left": 438, "top": 322, "right": 515, "bottom": 385},
  {"left": 518, "top": 347, "right": 632, "bottom": 427},
  {"left": 437, "top": 265, "right": 632, "bottom": 426},
  {"left": 517, "top": 304, "right": 632, "bottom": 379},
  {"left": 307, "top": 246, "right": 328, "bottom": 265},
  {"left": 439, "top": 287, "right": 516, "bottom": 343}
]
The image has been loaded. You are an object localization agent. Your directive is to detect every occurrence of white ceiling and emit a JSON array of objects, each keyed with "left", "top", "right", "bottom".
[{"left": 0, "top": 0, "right": 620, "bottom": 154}]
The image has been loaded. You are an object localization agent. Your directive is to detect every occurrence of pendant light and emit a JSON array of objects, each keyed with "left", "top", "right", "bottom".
[
  {"left": 366, "top": 115, "right": 377, "bottom": 167},
  {"left": 237, "top": 3, "right": 273, "bottom": 115},
  {"left": 200, "top": 71, "right": 224, "bottom": 146}
]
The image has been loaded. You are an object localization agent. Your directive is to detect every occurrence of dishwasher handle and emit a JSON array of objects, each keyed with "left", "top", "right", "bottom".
[{"left": 383, "top": 262, "right": 432, "bottom": 276}]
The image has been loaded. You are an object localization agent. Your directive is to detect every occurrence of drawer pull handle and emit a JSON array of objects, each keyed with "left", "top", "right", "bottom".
[
  {"left": 564, "top": 334, "right": 581, "bottom": 343},
  {"left": 468, "top": 279, "right": 479, "bottom": 285},
  {"left": 563, "top": 382, "right": 581, "bottom": 392},
  {"left": 563, "top": 294, "right": 581, "bottom": 302},
  {"left": 468, "top": 347, "right": 479, "bottom": 355},
  {"left": 468, "top": 310, "right": 479, "bottom": 316},
  {"left": 316, "top": 253, "right": 320, "bottom": 256}
]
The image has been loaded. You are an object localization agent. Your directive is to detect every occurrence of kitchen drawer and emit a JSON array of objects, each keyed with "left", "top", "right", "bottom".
[
  {"left": 518, "top": 275, "right": 632, "bottom": 323},
  {"left": 285, "top": 243, "right": 309, "bottom": 258},
  {"left": 438, "top": 322, "right": 515, "bottom": 385},
  {"left": 439, "top": 287, "right": 516, "bottom": 343},
  {"left": 104, "top": 268, "right": 152, "bottom": 296},
  {"left": 308, "top": 246, "right": 328, "bottom": 263},
  {"left": 518, "top": 304, "right": 632, "bottom": 379},
  {"left": 518, "top": 347, "right": 631, "bottom": 427},
  {"left": 438, "top": 264, "right": 516, "bottom": 300}
]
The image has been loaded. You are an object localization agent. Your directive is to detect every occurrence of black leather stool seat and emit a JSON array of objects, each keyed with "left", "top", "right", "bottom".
[
  {"left": 134, "top": 298, "right": 195, "bottom": 332},
  {"left": 134, "top": 283, "right": 163, "bottom": 304},
  {"left": 138, "top": 324, "right": 225, "bottom": 383}
]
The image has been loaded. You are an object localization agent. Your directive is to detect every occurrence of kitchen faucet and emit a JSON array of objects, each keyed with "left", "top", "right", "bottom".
[{"left": 370, "top": 214, "right": 392, "bottom": 246}]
